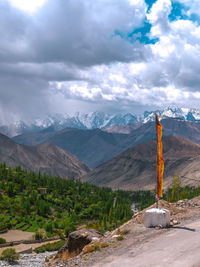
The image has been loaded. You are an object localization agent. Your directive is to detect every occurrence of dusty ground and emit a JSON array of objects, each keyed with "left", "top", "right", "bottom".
[
  {"left": 46, "top": 196, "right": 200, "bottom": 267},
  {"left": 90, "top": 219, "right": 200, "bottom": 267},
  {"left": 0, "top": 230, "right": 34, "bottom": 242},
  {"left": 0, "top": 230, "right": 60, "bottom": 255},
  {"left": 0, "top": 239, "right": 60, "bottom": 255}
]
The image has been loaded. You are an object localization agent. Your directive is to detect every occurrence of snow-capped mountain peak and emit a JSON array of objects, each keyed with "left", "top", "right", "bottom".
[{"left": 1, "top": 107, "right": 200, "bottom": 137}]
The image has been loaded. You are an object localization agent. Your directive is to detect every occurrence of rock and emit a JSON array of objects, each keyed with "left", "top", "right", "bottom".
[
  {"left": 20, "top": 247, "right": 33, "bottom": 254},
  {"left": 104, "top": 231, "right": 110, "bottom": 236},
  {"left": 144, "top": 208, "right": 170, "bottom": 228},
  {"left": 172, "top": 220, "right": 179, "bottom": 225},
  {"left": 56, "top": 229, "right": 102, "bottom": 261}
]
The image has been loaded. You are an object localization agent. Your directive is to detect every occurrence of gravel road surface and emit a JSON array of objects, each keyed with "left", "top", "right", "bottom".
[{"left": 92, "top": 219, "right": 200, "bottom": 267}]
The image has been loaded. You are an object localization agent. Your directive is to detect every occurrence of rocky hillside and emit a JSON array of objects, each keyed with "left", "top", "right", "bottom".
[
  {"left": 13, "top": 119, "right": 200, "bottom": 168},
  {"left": 83, "top": 136, "right": 200, "bottom": 190},
  {"left": 13, "top": 128, "right": 128, "bottom": 168},
  {"left": 0, "top": 133, "right": 89, "bottom": 179}
]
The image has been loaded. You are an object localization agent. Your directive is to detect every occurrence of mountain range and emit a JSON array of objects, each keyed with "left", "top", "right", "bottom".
[
  {"left": 13, "top": 118, "right": 200, "bottom": 168},
  {"left": 83, "top": 136, "right": 200, "bottom": 190},
  {"left": 0, "top": 133, "right": 89, "bottom": 179},
  {"left": 2, "top": 107, "right": 200, "bottom": 137},
  {"left": 2, "top": 107, "right": 200, "bottom": 191},
  {"left": 13, "top": 128, "right": 128, "bottom": 168},
  {"left": 3, "top": 130, "right": 200, "bottom": 191}
]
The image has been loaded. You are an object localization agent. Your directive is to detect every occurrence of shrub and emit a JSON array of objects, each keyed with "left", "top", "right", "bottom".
[
  {"left": 121, "top": 229, "right": 130, "bottom": 235},
  {"left": 33, "top": 229, "right": 46, "bottom": 240},
  {"left": 56, "top": 229, "right": 65, "bottom": 240},
  {"left": 116, "top": 235, "right": 124, "bottom": 241},
  {"left": 64, "top": 223, "right": 76, "bottom": 237},
  {"left": 34, "top": 240, "right": 65, "bottom": 253},
  {"left": 0, "top": 248, "right": 19, "bottom": 262},
  {"left": 0, "top": 222, "right": 7, "bottom": 231},
  {"left": 100, "top": 242, "right": 109, "bottom": 248},
  {"left": 117, "top": 229, "right": 130, "bottom": 235},
  {"left": 0, "top": 237, "right": 6, "bottom": 244},
  {"left": 170, "top": 175, "right": 181, "bottom": 202}
]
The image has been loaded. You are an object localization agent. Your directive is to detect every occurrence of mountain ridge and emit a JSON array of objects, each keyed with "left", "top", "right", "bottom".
[
  {"left": 2, "top": 107, "right": 200, "bottom": 137},
  {"left": 13, "top": 118, "right": 200, "bottom": 168},
  {"left": 83, "top": 136, "right": 200, "bottom": 190},
  {"left": 0, "top": 133, "right": 89, "bottom": 179}
]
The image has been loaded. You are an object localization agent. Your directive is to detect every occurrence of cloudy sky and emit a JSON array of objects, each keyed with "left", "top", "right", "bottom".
[{"left": 0, "top": 0, "right": 200, "bottom": 122}]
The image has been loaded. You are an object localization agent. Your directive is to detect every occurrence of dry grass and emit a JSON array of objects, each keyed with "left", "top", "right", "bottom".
[
  {"left": 83, "top": 242, "right": 109, "bottom": 254},
  {"left": 117, "top": 229, "right": 130, "bottom": 235},
  {"left": 116, "top": 235, "right": 124, "bottom": 241}
]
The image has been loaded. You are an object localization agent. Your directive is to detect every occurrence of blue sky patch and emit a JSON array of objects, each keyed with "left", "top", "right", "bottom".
[
  {"left": 145, "top": 0, "right": 157, "bottom": 12},
  {"left": 169, "top": 1, "right": 188, "bottom": 21},
  {"left": 128, "top": 22, "right": 159, "bottom": 44},
  {"left": 114, "top": 0, "right": 200, "bottom": 46},
  {"left": 114, "top": 21, "right": 159, "bottom": 45},
  {"left": 169, "top": 1, "right": 200, "bottom": 23}
]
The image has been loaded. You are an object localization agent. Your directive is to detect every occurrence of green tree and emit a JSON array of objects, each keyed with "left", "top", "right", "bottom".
[
  {"left": 0, "top": 248, "right": 19, "bottom": 263},
  {"left": 170, "top": 175, "right": 181, "bottom": 202}
]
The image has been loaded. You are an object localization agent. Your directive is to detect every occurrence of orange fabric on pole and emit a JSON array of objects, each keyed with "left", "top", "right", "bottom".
[{"left": 156, "top": 114, "right": 164, "bottom": 198}]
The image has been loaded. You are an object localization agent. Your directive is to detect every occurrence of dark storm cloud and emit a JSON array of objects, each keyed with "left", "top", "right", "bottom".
[
  {"left": 1, "top": 0, "right": 200, "bottom": 123},
  {"left": 29, "top": 0, "right": 148, "bottom": 66},
  {"left": 0, "top": 0, "right": 149, "bottom": 66},
  {"left": 0, "top": 0, "right": 150, "bottom": 120},
  {"left": 0, "top": 1, "right": 32, "bottom": 63},
  {"left": 0, "top": 63, "right": 83, "bottom": 81},
  {"left": 0, "top": 0, "right": 150, "bottom": 122}
]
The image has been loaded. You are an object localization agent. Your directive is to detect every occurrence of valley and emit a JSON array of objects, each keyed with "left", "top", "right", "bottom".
[
  {"left": 12, "top": 118, "right": 200, "bottom": 169},
  {"left": 1, "top": 109, "right": 200, "bottom": 266},
  {"left": 0, "top": 163, "right": 138, "bottom": 238},
  {"left": 2, "top": 0, "right": 200, "bottom": 264}
]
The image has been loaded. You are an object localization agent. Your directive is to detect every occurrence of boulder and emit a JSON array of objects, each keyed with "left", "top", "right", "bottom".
[
  {"left": 144, "top": 208, "right": 170, "bottom": 228},
  {"left": 56, "top": 229, "right": 102, "bottom": 260}
]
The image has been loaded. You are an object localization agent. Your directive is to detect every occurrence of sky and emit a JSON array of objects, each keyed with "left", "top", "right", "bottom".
[{"left": 1, "top": 0, "right": 200, "bottom": 123}]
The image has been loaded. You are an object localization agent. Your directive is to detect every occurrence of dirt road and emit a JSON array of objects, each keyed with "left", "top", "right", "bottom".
[{"left": 92, "top": 219, "right": 200, "bottom": 267}]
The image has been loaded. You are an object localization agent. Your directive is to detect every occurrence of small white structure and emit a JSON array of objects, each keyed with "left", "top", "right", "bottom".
[{"left": 144, "top": 208, "right": 170, "bottom": 228}]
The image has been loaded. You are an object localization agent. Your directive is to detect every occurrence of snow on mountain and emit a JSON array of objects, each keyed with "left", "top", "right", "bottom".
[
  {"left": 1, "top": 107, "right": 200, "bottom": 137},
  {"left": 139, "top": 107, "right": 196, "bottom": 123},
  {"left": 75, "top": 111, "right": 115, "bottom": 129}
]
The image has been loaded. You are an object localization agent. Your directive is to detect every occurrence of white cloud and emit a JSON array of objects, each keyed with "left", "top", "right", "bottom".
[
  {"left": 7, "top": 0, "right": 47, "bottom": 13},
  {"left": 147, "top": 0, "right": 172, "bottom": 36},
  {"left": 2, "top": 0, "right": 200, "bottom": 121},
  {"left": 175, "top": 0, "right": 200, "bottom": 16}
]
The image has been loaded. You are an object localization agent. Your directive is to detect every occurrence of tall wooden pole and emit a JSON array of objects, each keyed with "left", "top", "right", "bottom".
[{"left": 155, "top": 113, "right": 159, "bottom": 209}]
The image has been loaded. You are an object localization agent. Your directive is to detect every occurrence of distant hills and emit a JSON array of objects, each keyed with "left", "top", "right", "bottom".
[
  {"left": 83, "top": 136, "right": 200, "bottom": 190},
  {"left": 3, "top": 119, "right": 200, "bottom": 191},
  {"left": 2, "top": 107, "right": 200, "bottom": 137},
  {"left": 13, "top": 128, "right": 128, "bottom": 168},
  {"left": 13, "top": 118, "right": 200, "bottom": 168},
  {"left": 0, "top": 133, "right": 89, "bottom": 178}
]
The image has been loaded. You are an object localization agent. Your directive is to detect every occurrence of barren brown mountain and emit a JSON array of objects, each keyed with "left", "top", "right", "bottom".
[
  {"left": 84, "top": 136, "right": 200, "bottom": 190},
  {"left": 103, "top": 123, "right": 142, "bottom": 134},
  {"left": 13, "top": 118, "right": 200, "bottom": 168},
  {"left": 13, "top": 128, "right": 128, "bottom": 168},
  {"left": 0, "top": 133, "right": 89, "bottom": 179}
]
